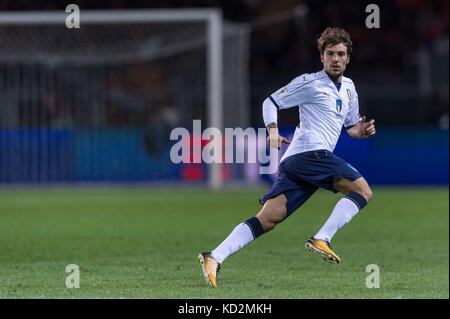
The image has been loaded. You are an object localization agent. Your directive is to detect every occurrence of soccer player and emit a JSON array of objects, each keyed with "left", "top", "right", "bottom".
[{"left": 198, "top": 27, "right": 376, "bottom": 288}]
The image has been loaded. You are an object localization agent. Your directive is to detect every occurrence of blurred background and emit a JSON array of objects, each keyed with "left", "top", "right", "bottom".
[{"left": 0, "top": 0, "right": 448, "bottom": 186}]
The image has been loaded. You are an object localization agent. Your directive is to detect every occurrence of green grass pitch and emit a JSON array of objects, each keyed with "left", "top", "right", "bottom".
[{"left": 0, "top": 187, "right": 448, "bottom": 299}]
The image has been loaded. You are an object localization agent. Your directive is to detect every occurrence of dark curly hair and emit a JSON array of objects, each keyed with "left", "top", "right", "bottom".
[{"left": 317, "top": 27, "right": 353, "bottom": 55}]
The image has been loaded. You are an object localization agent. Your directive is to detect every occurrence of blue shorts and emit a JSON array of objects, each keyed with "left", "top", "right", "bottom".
[{"left": 259, "top": 150, "right": 362, "bottom": 217}]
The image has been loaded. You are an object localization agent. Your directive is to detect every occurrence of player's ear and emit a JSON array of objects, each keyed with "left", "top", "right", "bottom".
[{"left": 320, "top": 53, "right": 324, "bottom": 64}]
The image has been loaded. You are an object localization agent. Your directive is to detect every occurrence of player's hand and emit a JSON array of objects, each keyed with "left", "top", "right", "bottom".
[
  {"left": 360, "top": 116, "right": 376, "bottom": 138},
  {"left": 267, "top": 127, "right": 290, "bottom": 149}
]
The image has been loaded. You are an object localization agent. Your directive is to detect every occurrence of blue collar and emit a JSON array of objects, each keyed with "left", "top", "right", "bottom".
[{"left": 333, "top": 82, "right": 341, "bottom": 91}]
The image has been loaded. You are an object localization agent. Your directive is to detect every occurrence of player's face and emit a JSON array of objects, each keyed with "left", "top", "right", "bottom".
[{"left": 320, "top": 43, "right": 350, "bottom": 80}]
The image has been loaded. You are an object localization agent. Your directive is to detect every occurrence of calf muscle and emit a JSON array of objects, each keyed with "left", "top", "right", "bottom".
[{"left": 256, "top": 194, "right": 288, "bottom": 232}]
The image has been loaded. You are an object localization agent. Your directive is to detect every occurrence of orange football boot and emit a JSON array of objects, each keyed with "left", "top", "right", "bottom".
[
  {"left": 305, "top": 237, "right": 341, "bottom": 263},
  {"left": 197, "top": 252, "right": 221, "bottom": 288}
]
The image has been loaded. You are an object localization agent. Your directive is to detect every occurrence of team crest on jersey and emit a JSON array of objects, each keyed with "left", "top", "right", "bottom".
[{"left": 336, "top": 99, "right": 343, "bottom": 112}]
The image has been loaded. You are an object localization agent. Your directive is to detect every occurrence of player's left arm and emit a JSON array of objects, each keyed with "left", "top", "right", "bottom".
[
  {"left": 344, "top": 85, "right": 375, "bottom": 139},
  {"left": 346, "top": 116, "right": 376, "bottom": 139}
]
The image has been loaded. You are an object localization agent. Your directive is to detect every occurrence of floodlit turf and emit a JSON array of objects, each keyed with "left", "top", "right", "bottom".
[{"left": 0, "top": 187, "right": 448, "bottom": 299}]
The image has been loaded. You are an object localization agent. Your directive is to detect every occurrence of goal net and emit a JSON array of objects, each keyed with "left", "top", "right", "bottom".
[{"left": 0, "top": 9, "right": 250, "bottom": 186}]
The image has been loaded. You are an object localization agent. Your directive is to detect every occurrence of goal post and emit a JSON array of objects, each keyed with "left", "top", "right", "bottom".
[{"left": 0, "top": 9, "right": 234, "bottom": 188}]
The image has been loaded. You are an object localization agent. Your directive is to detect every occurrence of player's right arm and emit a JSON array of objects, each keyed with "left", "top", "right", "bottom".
[
  {"left": 263, "top": 99, "right": 290, "bottom": 150},
  {"left": 263, "top": 74, "right": 313, "bottom": 149},
  {"left": 265, "top": 122, "right": 290, "bottom": 150}
]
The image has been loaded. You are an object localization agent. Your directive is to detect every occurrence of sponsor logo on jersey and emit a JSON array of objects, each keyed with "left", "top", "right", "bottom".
[{"left": 346, "top": 88, "right": 351, "bottom": 100}]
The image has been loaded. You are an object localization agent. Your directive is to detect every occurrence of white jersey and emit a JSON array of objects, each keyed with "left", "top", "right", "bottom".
[{"left": 263, "top": 69, "right": 362, "bottom": 163}]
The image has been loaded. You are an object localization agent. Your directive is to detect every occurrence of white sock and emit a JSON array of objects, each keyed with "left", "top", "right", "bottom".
[
  {"left": 211, "top": 223, "right": 254, "bottom": 263},
  {"left": 314, "top": 197, "right": 360, "bottom": 243}
]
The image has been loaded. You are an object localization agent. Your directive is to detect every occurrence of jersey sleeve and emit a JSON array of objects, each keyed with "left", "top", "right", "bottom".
[
  {"left": 262, "top": 97, "right": 278, "bottom": 127},
  {"left": 344, "top": 88, "right": 362, "bottom": 129},
  {"left": 268, "top": 74, "right": 313, "bottom": 110}
]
